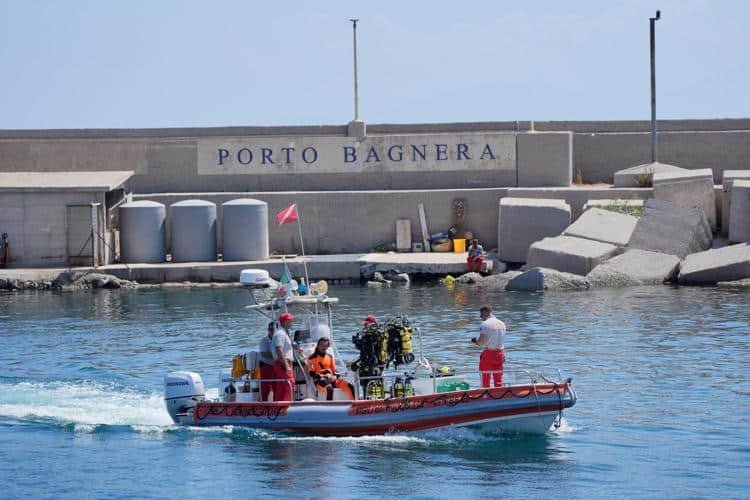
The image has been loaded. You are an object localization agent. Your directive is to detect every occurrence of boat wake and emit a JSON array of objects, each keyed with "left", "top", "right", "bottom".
[{"left": 0, "top": 378, "right": 174, "bottom": 432}]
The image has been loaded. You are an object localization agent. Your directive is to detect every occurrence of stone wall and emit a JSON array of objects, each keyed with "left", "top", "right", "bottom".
[{"left": 2, "top": 118, "right": 746, "bottom": 192}]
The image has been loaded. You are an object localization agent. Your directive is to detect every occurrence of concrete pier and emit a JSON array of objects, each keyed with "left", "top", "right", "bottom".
[{"left": 0, "top": 252, "right": 471, "bottom": 286}]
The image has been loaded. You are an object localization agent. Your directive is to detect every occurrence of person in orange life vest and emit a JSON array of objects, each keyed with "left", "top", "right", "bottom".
[
  {"left": 258, "top": 321, "right": 277, "bottom": 401},
  {"left": 466, "top": 239, "right": 484, "bottom": 273},
  {"left": 471, "top": 305, "right": 506, "bottom": 387},
  {"left": 271, "top": 312, "right": 296, "bottom": 401},
  {"left": 306, "top": 337, "right": 355, "bottom": 400}
]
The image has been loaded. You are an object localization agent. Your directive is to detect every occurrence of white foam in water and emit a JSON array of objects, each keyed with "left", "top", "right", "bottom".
[
  {"left": 0, "top": 379, "right": 173, "bottom": 429},
  {"left": 551, "top": 417, "right": 576, "bottom": 434}
]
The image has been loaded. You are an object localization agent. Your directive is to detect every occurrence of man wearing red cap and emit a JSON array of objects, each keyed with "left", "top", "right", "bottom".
[{"left": 272, "top": 312, "right": 296, "bottom": 401}]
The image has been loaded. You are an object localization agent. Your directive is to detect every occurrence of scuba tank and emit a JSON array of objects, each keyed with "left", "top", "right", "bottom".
[
  {"left": 231, "top": 354, "right": 248, "bottom": 379},
  {"left": 404, "top": 373, "right": 414, "bottom": 397},
  {"left": 392, "top": 377, "right": 405, "bottom": 398},
  {"left": 366, "top": 380, "right": 385, "bottom": 400}
]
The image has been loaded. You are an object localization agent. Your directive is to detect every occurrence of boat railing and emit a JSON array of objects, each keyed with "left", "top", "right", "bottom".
[{"left": 480, "top": 367, "right": 566, "bottom": 387}]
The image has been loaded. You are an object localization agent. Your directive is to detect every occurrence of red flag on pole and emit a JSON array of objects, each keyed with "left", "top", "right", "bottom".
[{"left": 275, "top": 204, "right": 299, "bottom": 225}]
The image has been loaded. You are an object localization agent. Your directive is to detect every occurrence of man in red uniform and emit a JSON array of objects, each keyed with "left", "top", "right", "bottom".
[
  {"left": 272, "top": 312, "right": 296, "bottom": 401},
  {"left": 472, "top": 305, "right": 506, "bottom": 387},
  {"left": 258, "top": 321, "right": 276, "bottom": 401},
  {"left": 306, "top": 337, "right": 354, "bottom": 400}
]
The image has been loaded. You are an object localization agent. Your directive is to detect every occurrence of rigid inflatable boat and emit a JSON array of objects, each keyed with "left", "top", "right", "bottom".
[{"left": 164, "top": 270, "right": 576, "bottom": 436}]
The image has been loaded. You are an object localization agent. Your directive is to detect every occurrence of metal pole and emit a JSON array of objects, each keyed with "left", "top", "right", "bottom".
[
  {"left": 650, "top": 10, "right": 660, "bottom": 163},
  {"left": 294, "top": 201, "right": 310, "bottom": 289},
  {"left": 350, "top": 18, "right": 360, "bottom": 121}
]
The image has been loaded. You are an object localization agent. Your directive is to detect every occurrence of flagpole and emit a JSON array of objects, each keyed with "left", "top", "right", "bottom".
[{"left": 295, "top": 201, "right": 311, "bottom": 290}]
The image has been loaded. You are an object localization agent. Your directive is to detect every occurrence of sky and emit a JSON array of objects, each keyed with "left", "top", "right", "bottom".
[{"left": 1, "top": 0, "right": 748, "bottom": 129}]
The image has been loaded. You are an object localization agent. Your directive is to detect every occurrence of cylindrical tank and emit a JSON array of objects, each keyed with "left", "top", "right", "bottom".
[
  {"left": 170, "top": 199, "right": 217, "bottom": 262},
  {"left": 119, "top": 200, "right": 166, "bottom": 263},
  {"left": 221, "top": 198, "right": 269, "bottom": 261}
]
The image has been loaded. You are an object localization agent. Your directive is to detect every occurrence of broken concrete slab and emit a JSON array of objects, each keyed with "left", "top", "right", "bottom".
[
  {"left": 527, "top": 235, "right": 619, "bottom": 276},
  {"left": 613, "top": 162, "right": 685, "bottom": 188},
  {"left": 653, "top": 168, "right": 716, "bottom": 231},
  {"left": 582, "top": 199, "right": 644, "bottom": 215},
  {"left": 498, "top": 197, "right": 571, "bottom": 263},
  {"left": 721, "top": 170, "right": 750, "bottom": 236},
  {"left": 586, "top": 249, "right": 681, "bottom": 287},
  {"left": 678, "top": 243, "right": 750, "bottom": 284},
  {"left": 627, "top": 199, "right": 712, "bottom": 259},
  {"left": 506, "top": 267, "right": 590, "bottom": 292},
  {"left": 564, "top": 207, "right": 638, "bottom": 247},
  {"left": 728, "top": 180, "right": 750, "bottom": 243}
]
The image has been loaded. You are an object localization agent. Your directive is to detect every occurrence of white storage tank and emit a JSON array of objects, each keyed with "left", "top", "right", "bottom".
[
  {"left": 119, "top": 200, "right": 166, "bottom": 263},
  {"left": 221, "top": 198, "right": 269, "bottom": 261},
  {"left": 170, "top": 199, "right": 217, "bottom": 262}
]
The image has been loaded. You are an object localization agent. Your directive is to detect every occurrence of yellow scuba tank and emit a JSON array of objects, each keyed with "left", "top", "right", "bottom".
[
  {"left": 231, "top": 354, "right": 248, "bottom": 379},
  {"left": 392, "top": 377, "right": 405, "bottom": 398},
  {"left": 378, "top": 331, "right": 389, "bottom": 364},
  {"left": 366, "top": 380, "right": 385, "bottom": 400}
]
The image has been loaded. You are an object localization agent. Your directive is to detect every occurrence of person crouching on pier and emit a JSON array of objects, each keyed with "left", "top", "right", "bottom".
[
  {"left": 306, "top": 337, "right": 355, "bottom": 400},
  {"left": 471, "top": 305, "right": 506, "bottom": 387},
  {"left": 466, "top": 239, "right": 484, "bottom": 273}
]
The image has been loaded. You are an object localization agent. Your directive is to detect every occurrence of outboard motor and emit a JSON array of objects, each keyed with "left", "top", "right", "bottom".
[{"left": 164, "top": 371, "right": 205, "bottom": 423}]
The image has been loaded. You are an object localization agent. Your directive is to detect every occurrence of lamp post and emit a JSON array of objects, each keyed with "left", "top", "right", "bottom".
[
  {"left": 350, "top": 18, "right": 360, "bottom": 122},
  {"left": 650, "top": 10, "right": 661, "bottom": 163}
]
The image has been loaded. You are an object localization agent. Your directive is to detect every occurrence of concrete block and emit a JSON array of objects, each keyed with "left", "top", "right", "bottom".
[
  {"left": 564, "top": 207, "right": 638, "bottom": 247},
  {"left": 627, "top": 199, "right": 712, "bottom": 259},
  {"left": 516, "top": 132, "right": 572, "bottom": 187},
  {"left": 722, "top": 170, "right": 750, "bottom": 236},
  {"left": 498, "top": 197, "right": 571, "bottom": 263},
  {"left": 613, "top": 162, "right": 685, "bottom": 187},
  {"left": 505, "top": 267, "right": 590, "bottom": 292},
  {"left": 527, "top": 235, "right": 618, "bottom": 276},
  {"left": 587, "top": 249, "right": 680, "bottom": 287},
  {"left": 728, "top": 180, "right": 750, "bottom": 243},
  {"left": 653, "top": 168, "right": 716, "bottom": 231},
  {"left": 678, "top": 243, "right": 750, "bottom": 284}
]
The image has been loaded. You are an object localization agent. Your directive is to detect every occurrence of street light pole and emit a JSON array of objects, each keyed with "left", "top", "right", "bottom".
[
  {"left": 650, "top": 10, "right": 661, "bottom": 163},
  {"left": 350, "top": 18, "right": 360, "bottom": 122}
]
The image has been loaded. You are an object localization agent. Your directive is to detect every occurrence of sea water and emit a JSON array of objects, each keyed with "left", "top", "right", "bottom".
[{"left": 1, "top": 285, "right": 749, "bottom": 498}]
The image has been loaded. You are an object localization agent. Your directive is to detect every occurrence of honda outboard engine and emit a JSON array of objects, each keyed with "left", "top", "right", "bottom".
[{"left": 164, "top": 371, "right": 205, "bottom": 422}]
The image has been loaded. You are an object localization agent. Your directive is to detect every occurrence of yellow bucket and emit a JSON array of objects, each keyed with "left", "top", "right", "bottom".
[{"left": 452, "top": 238, "right": 466, "bottom": 253}]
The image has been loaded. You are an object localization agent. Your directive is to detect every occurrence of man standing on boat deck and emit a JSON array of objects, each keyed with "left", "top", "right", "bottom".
[
  {"left": 472, "top": 305, "right": 505, "bottom": 387},
  {"left": 272, "top": 312, "right": 296, "bottom": 401},
  {"left": 258, "top": 321, "right": 276, "bottom": 402}
]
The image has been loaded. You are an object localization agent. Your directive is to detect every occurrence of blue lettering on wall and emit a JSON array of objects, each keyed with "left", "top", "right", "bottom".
[
  {"left": 388, "top": 145, "right": 403, "bottom": 162},
  {"left": 261, "top": 148, "right": 275, "bottom": 165},
  {"left": 411, "top": 145, "right": 426, "bottom": 161},
  {"left": 480, "top": 144, "right": 496, "bottom": 160},
  {"left": 343, "top": 146, "right": 357, "bottom": 163},
  {"left": 435, "top": 144, "right": 448, "bottom": 161},
  {"left": 365, "top": 146, "right": 381, "bottom": 163},
  {"left": 237, "top": 148, "right": 253, "bottom": 165},
  {"left": 218, "top": 149, "right": 230, "bottom": 165},
  {"left": 281, "top": 147, "right": 295, "bottom": 164},
  {"left": 457, "top": 143, "right": 471, "bottom": 160},
  {"left": 302, "top": 147, "right": 318, "bottom": 164}
]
